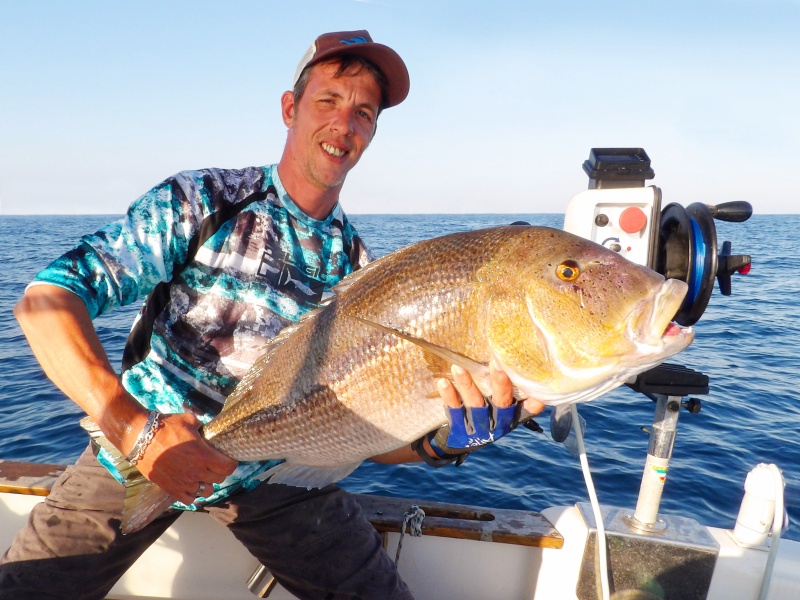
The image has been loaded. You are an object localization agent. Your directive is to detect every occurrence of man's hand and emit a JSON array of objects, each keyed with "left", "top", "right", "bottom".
[
  {"left": 429, "top": 361, "right": 545, "bottom": 461},
  {"left": 131, "top": 413, "right": 238, "bottom": 505},
  {"left": 369, "top": 361, "right": 545, "bottom": 466}
]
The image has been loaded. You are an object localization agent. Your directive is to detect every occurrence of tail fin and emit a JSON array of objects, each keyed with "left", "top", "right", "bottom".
[{"left": 80, "top": 417, "right": 175, "bottom": 534}]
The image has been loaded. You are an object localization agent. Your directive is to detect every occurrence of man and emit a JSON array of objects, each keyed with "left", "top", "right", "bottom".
[{"left": 2, "top": 31, "right": 538, "bottom": 599}]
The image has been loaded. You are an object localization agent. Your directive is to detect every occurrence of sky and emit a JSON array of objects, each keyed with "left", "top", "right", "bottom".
[{"left": 1, "top": 0, "right": 798, "bottom": 215}]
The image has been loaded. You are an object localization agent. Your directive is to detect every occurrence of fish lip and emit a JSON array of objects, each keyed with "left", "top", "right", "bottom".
[{"left": 629, "top": 278, "right": 694, "bottom": 351}]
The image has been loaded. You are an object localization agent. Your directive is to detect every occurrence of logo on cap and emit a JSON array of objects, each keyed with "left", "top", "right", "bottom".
[{"left": 340, "top": 37, "right": 368, "bottom": 45}]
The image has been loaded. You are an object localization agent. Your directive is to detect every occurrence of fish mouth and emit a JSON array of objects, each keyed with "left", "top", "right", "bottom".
[{"left": 629, "top": 278, "right": 694, "bottom": 356}]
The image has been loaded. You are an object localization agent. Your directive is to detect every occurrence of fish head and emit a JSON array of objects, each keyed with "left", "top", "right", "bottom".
[{"left": 485, "top": 227, "right": 694, "bottom": 405}]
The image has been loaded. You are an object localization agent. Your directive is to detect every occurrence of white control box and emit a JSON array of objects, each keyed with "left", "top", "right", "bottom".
[{"left": 562, "top": 186, "right": 661, "bottom": 269}]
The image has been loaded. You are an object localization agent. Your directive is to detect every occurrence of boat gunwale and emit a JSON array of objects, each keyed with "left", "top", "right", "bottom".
[{"left": 0, "top": 459, "right": 563, "bottom": 548}]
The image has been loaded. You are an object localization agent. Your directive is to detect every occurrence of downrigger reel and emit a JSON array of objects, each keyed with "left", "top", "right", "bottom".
[
  {"left": 563, "top": 147, "right": 752, "bottom": 326},
  {"left": 557, "top": 150, "right": 758, "bottom": 598}
]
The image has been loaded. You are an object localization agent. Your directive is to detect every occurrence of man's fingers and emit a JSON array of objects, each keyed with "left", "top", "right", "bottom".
[
  {"left": 170, "top": 413, "right": 237, "bottom": 475},
  {"left": 203, "top": 446, "right": 238, "bottom": 476},
  {"left": 436, "top": 378, "right": 461, "bottom": 409},
  {"left": 439, "top": 364, "right": 517, "bottom": 410},
  {"left": 205, "top": 455, "right": 237, "bottom": 482},
  {"left": 522, "top": 397, "right": 546, "bottom": 416},
  {"left": 489, "top": 361, "right": 514, "bottom": 408},
  {"left": 450, "top": 364, "right": 485, "bottom": 408}
]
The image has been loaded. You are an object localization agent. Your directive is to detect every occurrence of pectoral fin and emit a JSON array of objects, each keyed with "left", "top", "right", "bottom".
[
  {"left": 348, "top": 315, "right": 493, "bottom": 396},
  {"left": 259, "top": 461, "right": 363, "bottom": 489}
]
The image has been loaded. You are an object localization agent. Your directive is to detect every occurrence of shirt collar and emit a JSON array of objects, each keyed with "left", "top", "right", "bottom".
[{"left": 268, "top": 164, "right": 342, "bottom": 227}]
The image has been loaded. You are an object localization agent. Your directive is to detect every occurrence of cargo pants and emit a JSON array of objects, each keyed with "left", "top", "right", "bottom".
[{"left": 0, "top": 446, "right": 413, "bottom": 600}]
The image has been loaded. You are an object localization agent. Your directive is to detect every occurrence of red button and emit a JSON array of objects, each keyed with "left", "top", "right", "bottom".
[{"left": 619, "top": 207, "right": 648, "bottom": 234}]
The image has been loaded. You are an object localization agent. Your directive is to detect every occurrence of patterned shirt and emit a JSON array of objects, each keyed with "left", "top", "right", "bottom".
[{"left": 33, "top": 164, "right": 372, "bottom": 507}]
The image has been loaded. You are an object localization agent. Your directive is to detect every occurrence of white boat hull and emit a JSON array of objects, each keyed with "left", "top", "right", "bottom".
[{"left": 2, "top": 481, "right": 799, "bottom": 600}]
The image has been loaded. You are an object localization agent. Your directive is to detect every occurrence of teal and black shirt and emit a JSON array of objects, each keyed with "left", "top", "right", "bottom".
[{"left": 32, "top": 163, "right": 372, "bottom": 507}]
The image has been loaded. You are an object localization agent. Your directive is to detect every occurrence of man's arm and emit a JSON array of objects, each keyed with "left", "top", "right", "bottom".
[
  {"left": 370, "top": 362, "right": 545, "bottom": 465},
  {"left": 14, "top": 284, "right": 236, "bottom": 505}
]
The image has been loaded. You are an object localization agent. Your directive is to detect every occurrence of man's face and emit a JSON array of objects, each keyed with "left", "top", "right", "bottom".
[{"left": 281, "top": 60, "right": 382, "bottom": 195}]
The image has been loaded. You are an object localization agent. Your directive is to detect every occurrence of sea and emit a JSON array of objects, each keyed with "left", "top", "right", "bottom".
[{"left": 1, "top": 213, "right": 798, "bottom": 541}]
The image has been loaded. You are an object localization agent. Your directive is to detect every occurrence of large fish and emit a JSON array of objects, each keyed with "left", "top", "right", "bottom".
[{"left": 85, "top": 225, "right": 693, "bottom": 532}]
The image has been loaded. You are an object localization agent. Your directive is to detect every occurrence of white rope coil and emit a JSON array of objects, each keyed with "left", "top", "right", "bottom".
[{"left": 394, "top": 504, "right": 425, "bottom": 565}]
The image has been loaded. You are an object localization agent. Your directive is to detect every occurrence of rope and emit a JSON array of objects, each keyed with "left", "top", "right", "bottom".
[
  {"left": 572, "top": 403, "right": 610, "bottom": 600},
  {"left": 394, "top": 504, "right": 425, "bottom": 565}
]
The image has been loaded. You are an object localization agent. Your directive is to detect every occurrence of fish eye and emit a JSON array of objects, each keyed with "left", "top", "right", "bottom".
[{"left": 556, "top": 260, "right": 580, "bottom": 281}]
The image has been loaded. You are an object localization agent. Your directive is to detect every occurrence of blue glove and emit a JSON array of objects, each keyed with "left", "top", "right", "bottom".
[
  {"left": 412, "top": 402, "right": 521, "bottom": 467},
  {"left": 435, "top": 403, "right": 519, "bottom": 450}
]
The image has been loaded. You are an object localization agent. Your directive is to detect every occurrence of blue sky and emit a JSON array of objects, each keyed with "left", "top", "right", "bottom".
[{"left": 1, "top": 0, "right": 798, "bottom": 215}]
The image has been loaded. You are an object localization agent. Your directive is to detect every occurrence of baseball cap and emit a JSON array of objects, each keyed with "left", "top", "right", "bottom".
[{"left": 292, "top": 30, "right": 410, "bottom": 108}]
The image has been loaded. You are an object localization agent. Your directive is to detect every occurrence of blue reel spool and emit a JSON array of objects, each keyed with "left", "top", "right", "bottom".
[{"left": 656, "top": 201, "right": 752, "bottom": 326}]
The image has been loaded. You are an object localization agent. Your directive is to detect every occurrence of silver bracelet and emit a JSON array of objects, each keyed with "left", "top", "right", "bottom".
[{"left": 126, "top": 410, "right": 162, "bottom": 465}]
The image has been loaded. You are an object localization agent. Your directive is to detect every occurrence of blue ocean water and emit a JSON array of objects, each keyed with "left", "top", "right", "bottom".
[{"left": 1, "top": 213, "right": 798, "bottom": 540}]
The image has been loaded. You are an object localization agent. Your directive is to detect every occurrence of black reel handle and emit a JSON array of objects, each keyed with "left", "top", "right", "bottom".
[
  {"left": 709, "top": 201, "right": 753, "bottom": 223},
  {"left": 707, "top": 202, "right": 752, "bottom": 297}
]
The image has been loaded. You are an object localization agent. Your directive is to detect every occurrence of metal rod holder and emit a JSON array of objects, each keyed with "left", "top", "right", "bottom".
[{"left": 625, "top": 394, "right": 683, "bottom": 531}]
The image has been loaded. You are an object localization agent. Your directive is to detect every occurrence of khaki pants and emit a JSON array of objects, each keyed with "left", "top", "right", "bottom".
[{"left": 0, "top": 446, "right": 412, "bottom": 600}]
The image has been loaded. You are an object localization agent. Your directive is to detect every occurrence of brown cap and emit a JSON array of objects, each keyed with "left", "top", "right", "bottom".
[{"left": 292, "top": 30, "right": 410, "bottom": 108}]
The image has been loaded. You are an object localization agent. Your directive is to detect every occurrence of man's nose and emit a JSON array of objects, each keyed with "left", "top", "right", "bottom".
[{"left": 329, "top": 107, "right": 354, "bottom": 135}]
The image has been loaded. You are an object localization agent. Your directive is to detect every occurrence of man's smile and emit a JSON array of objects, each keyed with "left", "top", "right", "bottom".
[{"left": 321, "top": 142, "right": 347, "bottom": 158}]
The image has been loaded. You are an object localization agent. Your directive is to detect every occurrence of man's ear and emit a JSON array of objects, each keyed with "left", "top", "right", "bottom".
[{"left": 281, "top": 91, "right": 296, "bottom": 128}]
